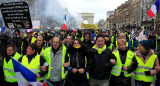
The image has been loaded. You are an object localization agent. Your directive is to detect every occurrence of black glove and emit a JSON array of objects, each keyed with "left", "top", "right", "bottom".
[{"left": 145, "top": 71, "right": 150, "bottom": 76}]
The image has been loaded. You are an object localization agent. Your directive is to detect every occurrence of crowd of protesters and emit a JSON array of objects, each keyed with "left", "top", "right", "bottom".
[{"left": 0, "top": 27, "right": 160, "bottom": 86}]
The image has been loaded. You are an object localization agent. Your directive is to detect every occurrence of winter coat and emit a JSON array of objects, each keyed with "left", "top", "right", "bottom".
[
  {"left": 83, "top": 40, "right": 94, "bottom": 49},
  {"left": 89, "top": 47, "right": 116, "bottom": 80},
  {"left": 66, "top": 45, "right": 91, "bottom": 82}
]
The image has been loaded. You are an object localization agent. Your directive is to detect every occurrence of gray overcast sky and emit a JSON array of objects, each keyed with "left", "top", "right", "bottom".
[{"left": 59, "top": 0, "right": 128, "bottom": 23}]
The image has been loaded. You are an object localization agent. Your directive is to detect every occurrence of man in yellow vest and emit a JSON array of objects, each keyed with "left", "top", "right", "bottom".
[
  {"left": 3, "top": 45, "right": 21, "bottom": 86},
  {"left": 43, "top": 37, "right": 68, "bottom": 86},
  {"left": 134, "top": 39, "right": 159, "bottom": 86}
]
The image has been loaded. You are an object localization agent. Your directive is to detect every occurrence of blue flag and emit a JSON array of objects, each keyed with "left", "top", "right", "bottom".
[{"left": 0, "top": 27, "right": 5, "bottom": 32}]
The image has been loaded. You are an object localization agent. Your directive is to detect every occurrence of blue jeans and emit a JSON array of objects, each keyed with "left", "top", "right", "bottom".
[{"left": 135, "top": 80, "right": 151, "bottom": 86}]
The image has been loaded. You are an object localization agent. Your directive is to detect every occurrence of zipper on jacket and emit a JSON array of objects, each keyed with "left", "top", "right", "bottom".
[{"left": 76, "top": 52, "right": 79, "bottom": 68}]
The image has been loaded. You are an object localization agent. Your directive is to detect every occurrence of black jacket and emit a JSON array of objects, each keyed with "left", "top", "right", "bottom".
[
  {"left": 83, "top": 39, "right": 94, "bottom": 49},
  {"left": 66, "top": 45, "right": 92, "bottom": 82},
  {"left": 89, "top": 47, "right": 116, "bottom": 80}
]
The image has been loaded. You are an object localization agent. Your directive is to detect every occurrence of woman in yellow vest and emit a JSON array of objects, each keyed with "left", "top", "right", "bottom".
[
  {"left": 3, "top": 45, "right": 21, "bottom": 86},
  {"left": 109, "top": 39, "right": 138, "bottom": 86},
  {"left": 18, "top": 43, "right": 48, "bottom": 82},
  {"left": 134, "top": 39, "right": 159, "bottom": 86}
]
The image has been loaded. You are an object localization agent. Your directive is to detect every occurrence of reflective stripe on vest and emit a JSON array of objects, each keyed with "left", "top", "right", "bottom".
[
  {"left": 137, "top": 66, "right": 152, "bottom": 70},
  {"left": 4, "top": 68, "right": 15, "bottom": 72},
  {"left": 43, "top": 44, "right": 66, "bottom": 79},
  {"left": 134, "top": 54, "right": 157, "bottom": 82},
  {"left": 21, "top": 55, "right": 41, "bottom": 81},
  {"left": 111, "top": 50, "right": 134, "bottom": 77},
  {"left": 5, "top": 76, "right": 17, "bottom": 79},
  {"left": 3, "top": 52, "right": 21, "bottom": 82}
]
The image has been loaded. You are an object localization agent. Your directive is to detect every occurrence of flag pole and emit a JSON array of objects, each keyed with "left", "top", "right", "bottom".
[
  {"left": 159, "top": 0, "right": 160, "bottom": 31},
  {"left": 156, "top": 0, "right": 160, "bottom": 31}
]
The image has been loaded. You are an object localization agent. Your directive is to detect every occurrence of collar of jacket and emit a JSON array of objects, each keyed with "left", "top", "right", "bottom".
[{"left": 93, "top": 44, "right": 106, "bottom": 54}]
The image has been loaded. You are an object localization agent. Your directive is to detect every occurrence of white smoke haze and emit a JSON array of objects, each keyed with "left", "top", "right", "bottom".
[
  {"left": 76, "top": 14, "right": 83, "bottom": 28},
  {"left": 45, "top": 0, "right": 66, "bottom": 25},
  {"left": 45, "top": 0, "right": 82, "bottom": 29}
]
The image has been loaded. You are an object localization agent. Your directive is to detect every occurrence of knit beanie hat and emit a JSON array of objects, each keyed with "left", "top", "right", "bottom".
[{"left": 139, "top": 39, "right": 153, "bottom": 50}]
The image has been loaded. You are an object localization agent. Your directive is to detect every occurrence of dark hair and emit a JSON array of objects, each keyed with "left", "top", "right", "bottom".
[
  {"left": 83, "top": 30, "right": 91, "bottom": 38},
  {"left": 96, "top": 34, "right": 105, "bottom": 40},
  {"left": 67, "top": 35, "right": 74, "bottom": 40},
  {"left": 6, "top": 45, "right": 16, "bottom": 51},
  {"left": 28, "top": 43, "right": 38, "bottom": 53},
  {"left": 72, "top": 39, "right": 84, "bottom": 46},
  {"left": 104, "top": 35, "right": 111, "bottom": 42},
  {"left": 14, "top": 29, "right": 20, "bottom": 34}
]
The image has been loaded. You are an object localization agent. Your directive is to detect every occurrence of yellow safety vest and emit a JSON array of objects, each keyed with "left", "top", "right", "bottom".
[
  {"left": 108, "top": 43, "right": 113, "bottom": 51},
  {"left": 134, "top": 54, "right": 157, "bottom": 82},
  {"left": 81, "top": 36, "right": 84, "bottom": 41},
  {"left": 111, "top": 50, "right": 134, "bottom": 77},
  {"left": 43, "top": 44, "right": 67, "bottom": 79},
  {"left": 111, "top": 36, "right": 114, "bottom": 43},
  {"left": 3, "top": 52, "right": 21, "bottom": 82},
  {"left": 31, "top": 37, "right": 37, "bottom": 43},
  {"left": 21, "top": 55, "right": 42, "bottom": 81}
]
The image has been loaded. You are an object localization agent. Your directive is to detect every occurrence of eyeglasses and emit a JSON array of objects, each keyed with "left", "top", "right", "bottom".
[
  {"left": 74, "top": 43, "right": 80, "bottom": 45},
  {"left": 53, "top": 42, "right": 60, "bottom": 44},
  {"left": 6, "top": 50, "right": 13, "bottom": 52}
]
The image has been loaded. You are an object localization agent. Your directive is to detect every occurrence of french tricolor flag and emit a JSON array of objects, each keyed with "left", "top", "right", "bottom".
[
  {"left": 11, "top": 57, "right": 51, "bottom": 86},
  {"left": 147, "top": 0, "right": 159, "bottom": 18},
  {"left": 145, "top": 30, "right": 150, "bottom": 39},
  {"left": 62, "top": 15, "right": 67, "bottom": 31}
]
